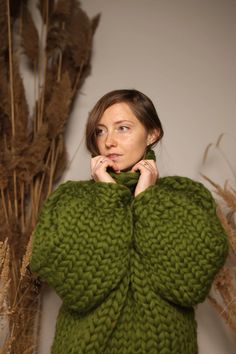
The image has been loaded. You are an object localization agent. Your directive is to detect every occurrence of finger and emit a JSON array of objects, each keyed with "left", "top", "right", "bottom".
[
  {"left": 92, "top": 157, "right": 120, "bottom": 175},
  {"left": 98, "top": 158, "right": 120, "bottom": 172},
  {"left": 91, "top": 155, "right": 104, "bottom": 169},
  {"left": 91, "top": 156, "right": 118, "bottom": 172},
  {"left": 131, "top": 160, "right": 155, "bottom": 173},
  {"left": 143, "top": 160, "right": 159, "bottom": 178},
  {"left": 131, "top": 164, "right": 150, "bottom": 174},
  {"left": 142, "top": 160, "right": 157, "bottom": 169}
]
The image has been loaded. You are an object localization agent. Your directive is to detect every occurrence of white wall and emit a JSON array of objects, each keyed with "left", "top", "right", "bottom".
[{"left": 38, "top": 0, "right": 236, "bottom": 353}]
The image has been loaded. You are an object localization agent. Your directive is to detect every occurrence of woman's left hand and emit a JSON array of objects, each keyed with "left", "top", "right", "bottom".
[{"left": 131, "top": 159, "right": 159, "bottom": 197}]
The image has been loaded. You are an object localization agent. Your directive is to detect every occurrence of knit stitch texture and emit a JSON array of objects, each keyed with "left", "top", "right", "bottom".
[{"left": 30, "top": 170, "right": 228, "bottom": 354}]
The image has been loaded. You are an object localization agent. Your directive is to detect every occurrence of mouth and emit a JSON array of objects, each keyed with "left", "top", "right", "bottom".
[{"left": 106, "top": 154, "right": 122, "bottom": 161}]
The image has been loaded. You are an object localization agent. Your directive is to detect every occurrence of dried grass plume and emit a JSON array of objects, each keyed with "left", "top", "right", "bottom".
[
  {"left": 201, "top": 134, "right": 236, "bottom": 335},
  {"left": 0, "top": 0, "right": 100, "bottom": 353}
]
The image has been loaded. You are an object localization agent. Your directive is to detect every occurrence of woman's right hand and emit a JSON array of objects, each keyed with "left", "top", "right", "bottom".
[{"left": 91, "top": 156, "right": 120, "bottom": 183}]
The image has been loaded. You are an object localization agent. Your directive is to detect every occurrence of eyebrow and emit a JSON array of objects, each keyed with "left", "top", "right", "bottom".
[{"left": 97, "top": 120, "right": 134, "bottom": 126}]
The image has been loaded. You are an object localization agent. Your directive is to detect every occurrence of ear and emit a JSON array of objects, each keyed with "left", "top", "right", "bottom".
[{"left": 147, "top": 129, "right": 160, "bottom": 146}]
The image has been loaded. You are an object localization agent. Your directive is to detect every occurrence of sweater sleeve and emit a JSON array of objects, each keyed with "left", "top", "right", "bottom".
[
  {"left": 133, "top": 176, "right": 228, "bottom": 307},
  {"left": 30, "top": 180, "right": 132, "bottom": 313}
]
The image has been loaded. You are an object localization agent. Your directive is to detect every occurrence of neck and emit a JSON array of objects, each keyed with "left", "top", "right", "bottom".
[{"left": 108, "top": 148, "right": 156, "bottom": 193}]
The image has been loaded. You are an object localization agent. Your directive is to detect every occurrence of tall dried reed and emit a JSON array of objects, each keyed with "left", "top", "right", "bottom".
[
  {"left": 0, "top": 0, "right": 99, "bottom": 353},
  {"left": 202, "top": 134, "right": 236, "bottom": 335}
]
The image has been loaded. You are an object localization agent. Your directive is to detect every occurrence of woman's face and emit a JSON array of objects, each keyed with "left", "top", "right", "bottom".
[{"left": 96, "top": 102, "right": 158, "bottom": 171}]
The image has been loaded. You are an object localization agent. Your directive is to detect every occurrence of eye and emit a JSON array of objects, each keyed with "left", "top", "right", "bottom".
[
  {"left": 95, "top": 127, "right": 105, "bottom": 136},
  {"left": 118, "top": 125, "right": 130, "bottom": 132}
]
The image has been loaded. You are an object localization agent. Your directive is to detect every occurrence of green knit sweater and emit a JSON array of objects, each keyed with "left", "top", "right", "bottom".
[{"left": 30, "top": 171, "right": 228, "bottom": 354}]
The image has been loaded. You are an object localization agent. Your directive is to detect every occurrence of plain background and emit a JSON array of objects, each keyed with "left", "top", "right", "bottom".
[{"left": 27, "top": 0, "right": 236, "bottom": 353}]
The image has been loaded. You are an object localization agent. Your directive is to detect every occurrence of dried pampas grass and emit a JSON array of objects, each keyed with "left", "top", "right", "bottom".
[
  {"left": 0, "top": 0, "right": 100, "bottom": 353},
  {"left": 202, "top": 134, "right": 236, "bottom": 335}
]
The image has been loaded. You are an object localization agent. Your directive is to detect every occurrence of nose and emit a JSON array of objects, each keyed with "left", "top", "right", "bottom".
[{"left": 105, "top": 131, "right": 117, "bottom": 148}]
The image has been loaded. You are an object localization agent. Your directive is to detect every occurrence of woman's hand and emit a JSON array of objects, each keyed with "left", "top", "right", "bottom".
[
  {"left": 131, "top": 159, "right": 159, "bottom": 197},
  {"left": 91, "top": 156, "right": 120, "bottom": 183}
]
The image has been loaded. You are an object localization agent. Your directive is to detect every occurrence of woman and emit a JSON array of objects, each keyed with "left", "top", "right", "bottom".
[{"left": 30, "top": 89, "right": 228, "bottom": 354}]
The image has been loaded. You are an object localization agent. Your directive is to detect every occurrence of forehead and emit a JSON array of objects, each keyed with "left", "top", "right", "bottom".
[{"left": 98, "top": 102, "right": 139, "bottom": 125}]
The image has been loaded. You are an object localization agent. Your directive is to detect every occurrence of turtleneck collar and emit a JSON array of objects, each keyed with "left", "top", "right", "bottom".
[{"left": 108, "top": 148, "right": 156, "bottom": 193}]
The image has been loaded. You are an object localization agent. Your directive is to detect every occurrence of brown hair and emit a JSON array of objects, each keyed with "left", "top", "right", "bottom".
[{"left": 86, "top": 89, "right": 164, "bottom": 156}]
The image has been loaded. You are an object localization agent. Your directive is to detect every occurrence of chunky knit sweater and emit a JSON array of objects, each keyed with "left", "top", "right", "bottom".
[{"left": 30, "top": 169, "right": 228, "bottom": 354}]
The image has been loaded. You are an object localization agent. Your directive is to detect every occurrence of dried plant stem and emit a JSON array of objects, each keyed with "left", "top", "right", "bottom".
[
  {"left": 30, "top": 182, "right": 36, "bottom": 228},
  {"left": 34, "top": 100, "right": 39, "bottom": 134},
  {"left": 38, "top": 89, "right": 43, "bottom": 128},
  {"left": 33, "top": 62, "right": 38, "bottom": 134},
  {"left": 209, "top": 295, "right": 236, "bottom": 333},
  {"left": 7, "top": 0, "right": 15, "bottom": 137},
  {"left": 57, "top": 23, "right": 65, "bottom": 83},
  {"left": 6, "top": 190, "right": 13, "bottom": 219},
  {"left": 217, "top": 208, "right": 236, "bottom": 255},
  {"left": 0, "top": 278, "right": 10, "bottom": 310},
  {"left": 38, "top": 54, "right": 47, "bottom": 127},
  {"left": 202, "top": 135, "right": 236, "bottom": 179},
  {"left": 1, "top": 335, "right": 14, "bottom": 354},
  {"left": 221, "top": 288, "right": 233, "bottom": 310},
  {"left": 12, "top": 283, "right": 32, "bottom": 311},
  {"left": 0, "top": 241, "right": 10, "bottom": 310},
  {"left": 37, "top": 0, "right": 47, "bottom": 104},
  {"left": 208, "top": 295, "right": 227, "bottom": 319},
  {"left": 10, "top": 260, "right": 19, "bottom": 300},
  {"left": 9, "top": 323, "right": 15, "bottom": 347},
  {"left": 220, "top": 297, "right": 236, "bottom": 317},
  {"left": 32, "top": 178, "right": 41, "bottom": 221},
  {"left": 203, "top": 172, "right": 236, "bottom": 335},
  {"left": 37, "top": 149, "right": 53, "bottom": 204},
  {"left": 0, "top": 1, "right": 98, "bottom": 351},
  {"left": 218, "top": 148, "right": 236, "bottom": 180},
  {"left": 53, "top": 142, "right": 61, "bottom": 171},
  {"left": 57, "top": 51, "right": 63, "bottom": 82},
  {"left": 1, "top": 188, "right": 9, "bottom": 225},
  {"left": 20, "top": 237, "right": 32, "bottom": 280},
  {"left": 7, "top": 0, "right": 19, "bottom": 224},
  {"left": 13, "top": 171, "right": 18, "bottom": 218},
  {"left": 30, "top": 41, "right": 38, "bottom": 151},
  {"left": 48, "top": 139, "right": 56, "bottom": 196},
  {"left": 20, "top": 182, "right": 25, "bottom": 233},
  {"left": 38, "top": 1, "right": 49, "bottom": 128}
]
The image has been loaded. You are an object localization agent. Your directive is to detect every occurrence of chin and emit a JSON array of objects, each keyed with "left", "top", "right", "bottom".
[
  {"left": 120, "top": 164, "right": 134, "bottom": 172},
  {"left": 120, "top": 157, "right": 143, "bottom": 172}
]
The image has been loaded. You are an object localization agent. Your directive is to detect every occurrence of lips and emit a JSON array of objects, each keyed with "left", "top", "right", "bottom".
[{"left": 106, "top": 154, "right": 122, "bottom": 160}]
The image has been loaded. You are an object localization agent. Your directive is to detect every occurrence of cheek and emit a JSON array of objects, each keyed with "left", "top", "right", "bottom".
[
  {"left": 96, "top": 139, "right": 104, "bottom": 154},
  {"left": 122, "top": 140, "right": 147, "bottom": 164},
  {"left": 125, "top": 134, "right": 147, "bottom": 151}
]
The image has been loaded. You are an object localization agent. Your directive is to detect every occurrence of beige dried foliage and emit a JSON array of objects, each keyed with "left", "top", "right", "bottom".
[
  {"left": 45, "top": 71, "right": 73, "bottom": 138},
  {"left": 202, "top": 134, "right": 236, "bottom": 335},
  {"left": 216, "top": 206, "right": 236, "bottom": 256},
  {"left": 68, "top": 4, "right": 92, "bottom": 67},
  {"left": 0, "top": 1, "right": 8, "bottom": 54},
  {"left": 0, "top": 58, "right": 11, "bottom": 144},
  {"left": 55, "top": 0, "right": 73, "bottom": 18},
  {"left": 11, "top": 123, "right": 51, "bottom": 183},
  {"left": 0, "top": 1, "right": 99, "bottom": 353},
  {"left": 0, "top": 163, "right": 9, "bottom": 190},
  {"left": 12, "top": 58, "right": 29, "bottom": 137},
  {"left": 21, "top": 4, "right": 39, "bottom": 66},
  {"left": 53, "top": 137, "right": 67, "bottom": 182},
  {"left": 208, "top": 294, "right": 236, "bottom": 334},
  {"left": 20, "top": 236, "right": 33, "bottom": 280},
  {"left": 0, "top": 239, "right": 10, "bottom": 311}
]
